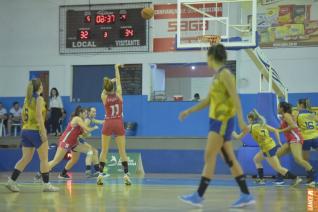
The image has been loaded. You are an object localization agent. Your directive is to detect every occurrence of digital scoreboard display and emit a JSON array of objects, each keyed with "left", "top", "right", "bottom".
[{"left": 59, "top": 3, "right": 150, "bottom": 54}]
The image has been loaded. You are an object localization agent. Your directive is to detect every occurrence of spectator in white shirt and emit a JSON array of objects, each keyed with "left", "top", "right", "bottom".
[
  {"left": 8, "top": 102, "right": 22, "bottom": 136},
  {"left": 0, "top": 102, "right": 8, "bottom": 130},
  {"left": 48, "top": 88, "right": 64, "bottom": 136}
]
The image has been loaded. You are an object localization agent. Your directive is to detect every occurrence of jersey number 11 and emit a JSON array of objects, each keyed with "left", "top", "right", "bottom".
[{"left": 110, "top": 104, "right": 119, "bottom": 117}]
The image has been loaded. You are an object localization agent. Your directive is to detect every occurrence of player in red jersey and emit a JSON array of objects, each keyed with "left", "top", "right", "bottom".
[
  {"left": 97, "top": 64, "right": 131, "bottom": 186},
  {"left": 275, "top": 102, "right": 315, "bottom": 185},
  {"left": 35, "top": 106, "right": 99, "bottom": 180}
]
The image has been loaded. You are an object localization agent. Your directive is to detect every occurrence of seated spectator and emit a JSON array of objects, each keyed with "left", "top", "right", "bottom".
[
  {"left": 0, "top": 102, "right": 8, "bottom": 135},
  {"left": 193, "top": 93, "right": 200, "bottom": 101},
  {"left": 8, "top": 102, "right": 22, "bottom": 136}
]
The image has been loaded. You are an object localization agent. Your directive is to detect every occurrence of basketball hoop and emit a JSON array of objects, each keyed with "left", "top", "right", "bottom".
[{"left": 197, "top": 35, "right": 221, "bottom": 47}]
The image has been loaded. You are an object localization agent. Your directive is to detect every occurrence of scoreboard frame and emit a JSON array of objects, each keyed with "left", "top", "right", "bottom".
[{"left": 59, "top": 2, "right": 151, "bottom": 54}]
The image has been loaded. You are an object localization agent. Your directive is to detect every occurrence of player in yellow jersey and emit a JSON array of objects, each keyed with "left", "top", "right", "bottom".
[
  {"left": 232, "top": 109, "right": 302, "bottom": 186},
  {"left": 178, "top": 44, "right": 255, "bottom": 208},
  {"left": 6, "top": 78, "right": 58, "bottom": 192},
  {"left": 296, "top": 99, "right": 318, "bottom": 185},
  {"left": 83, "top": 107, "right": 103, "bottom": 177}
]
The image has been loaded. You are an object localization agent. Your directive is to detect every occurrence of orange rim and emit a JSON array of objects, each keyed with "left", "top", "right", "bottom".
[{"left": 197, "top": 35, "right": 221, "bottom": 45}]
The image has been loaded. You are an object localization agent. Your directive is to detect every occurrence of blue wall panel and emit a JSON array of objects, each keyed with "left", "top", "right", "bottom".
[
  {"left": 0, "top": 148, "right": 230, "bottom": 174},
  {"left": 0, "top": 148, "right": 317, "bottom": 175},
  {"left": 140, "top": 101, "right": 209, "bottom": 136},
  {"left": 237, "top": 147, "right": 318, "bottom": 176},
  {"left": 289, "top": 93, "right": 318, "bottom": 106},
  {"left": 1, "top": 92, "right": 317, "bottom": 137}
]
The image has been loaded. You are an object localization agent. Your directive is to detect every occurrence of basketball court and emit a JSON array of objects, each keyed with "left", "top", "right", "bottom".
[
  {"left": 1, "top": 0, "right": 318, "bottom": 211},
  {"left": 0, "top": 173, "right": 308, "bottom": 211}
]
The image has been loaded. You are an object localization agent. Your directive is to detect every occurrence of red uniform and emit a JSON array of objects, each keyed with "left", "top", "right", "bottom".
[
  {"left": 281, "top": 119, "right": 303, "bottom": 144},
  {"left": 102, "top": 93, "right": 125, "bottom": 136},
  {"left": 58, "top": 122, "right": 84, "bottom": 151}
]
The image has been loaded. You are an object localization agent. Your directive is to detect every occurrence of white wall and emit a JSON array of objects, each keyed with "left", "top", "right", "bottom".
[
  {"left": 152, "top": 67, "right": 165, "bottom": 92},
  {"left": 0, "top": 0, "right": 318, "bottom": 98},
  {"left": 166, "top": 78, "right": 191, "bottom": 100},
  {"left": 0, "top": 0, "right": 211, "bottom": 98},
  {"left": 165, "top": 77, "right": 212, "bottom": 100},
  {"left": 0, "top": 0, "right": 11, "bottom": 94},
  {"left": 191, "top": 77, "right": 213, "bottom": 99}
]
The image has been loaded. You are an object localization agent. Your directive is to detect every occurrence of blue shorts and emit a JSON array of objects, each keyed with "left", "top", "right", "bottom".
[
  {"left": 263, "top": 146, "right": 278, "bottom": 158},
  {"left": 209, "top": 117, "right": 234, "bottom": 141},
  {"left": 302, "top": 138, "right": 318, "bottom": 151},
  {"left": 21, "top": 130, "right": 43, "bottom": 149}
]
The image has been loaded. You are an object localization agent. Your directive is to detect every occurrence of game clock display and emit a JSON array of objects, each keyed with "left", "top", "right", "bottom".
[{"left": 59, "top": 3, "right": 150, "bottom": 54}]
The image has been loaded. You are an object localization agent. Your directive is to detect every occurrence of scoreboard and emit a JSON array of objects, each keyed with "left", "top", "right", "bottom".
[{"left": 59, "top": 3, "right": 150, "bottom": 54}]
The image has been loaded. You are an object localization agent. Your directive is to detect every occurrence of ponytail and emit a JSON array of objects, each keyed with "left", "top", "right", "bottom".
[
  {"left": 26, "top": 81, "right": 34, "bottom": 105},
  {"left": 254, "top": 109, "right": 266, "bottom": 126},
  {"left": 248, "top": 109, "right": 266, "bottom": 126},
  {"left": 25, "top": 78, "right": 42, "bottom": 105},
  {"left": 103, "top": 77, "right": 114, "bottom": 92}
]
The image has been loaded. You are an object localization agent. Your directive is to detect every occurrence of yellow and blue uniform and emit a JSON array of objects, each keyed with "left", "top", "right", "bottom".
[
  {"left": 78, "top": 117, "right": 96, "bottom": 143},
  {"left": 21, "top": 94, "right": 46, "bottom": 148},
  {"left": 209, "top": 67, "right": 236, "bottom": 141},
  {"left": 250, "top": 123, "right": 277, "bottom": 157},
  {"left": 297, "top": 109, "right": 318, "bottom": 151}
]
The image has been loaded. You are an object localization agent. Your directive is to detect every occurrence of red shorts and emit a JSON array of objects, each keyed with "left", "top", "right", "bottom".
[
  {"left": 102, "top": 118, "right": 125, "bottom": 136},
  {"left": 286, "top": 130, "right": 304, "bottom": 144},
  {"left": 288, "top": 139, "right": 304, "bottom": 144},
  {"left": 58, "top": 139, "right": 78, "bottom": 152}
]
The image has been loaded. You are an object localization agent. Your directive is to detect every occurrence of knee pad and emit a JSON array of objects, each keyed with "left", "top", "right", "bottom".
[{"left": 221, "top": 147, "right": 233, "bottom": 167}]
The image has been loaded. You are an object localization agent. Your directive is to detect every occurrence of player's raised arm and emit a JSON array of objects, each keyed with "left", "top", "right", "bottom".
[
  {"left": 114, "top": 64, "right": 122, "bottom": 97},
  {"left": 101, "top": 86, "right": 107, "bottom": 105}
]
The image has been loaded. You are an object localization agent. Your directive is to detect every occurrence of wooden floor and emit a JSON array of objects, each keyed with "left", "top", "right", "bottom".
[{"left": 0, "top": 172, "right": 312, "bottom": 211}]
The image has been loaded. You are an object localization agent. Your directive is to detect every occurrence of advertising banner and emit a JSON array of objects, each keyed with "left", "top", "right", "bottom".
[
  {"left": 258, "top": 0, "right": 318, "bottom": 47},
  {"left": 104, "top": 153, "right": 144, "bottom": 176},
  {"left": 153, "top": 3, "right": 222, "bottom": 52}
]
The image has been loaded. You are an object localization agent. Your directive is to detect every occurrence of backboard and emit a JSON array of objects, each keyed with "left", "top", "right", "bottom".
[{"left": 176, "top": 0, "right": 257, "bottom": 49}]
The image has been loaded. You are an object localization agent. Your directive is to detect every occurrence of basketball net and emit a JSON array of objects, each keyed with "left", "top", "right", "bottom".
[
  {"left": 197, "top": 35, "right": 221, "bottom": 51},
  {"left": 197, "top": 35, "right": 221, "bottom": 46}
]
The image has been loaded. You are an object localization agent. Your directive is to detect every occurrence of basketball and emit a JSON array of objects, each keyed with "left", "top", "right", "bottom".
[{"left": 141, "top": 7, "right": 154, "bottom": 20}]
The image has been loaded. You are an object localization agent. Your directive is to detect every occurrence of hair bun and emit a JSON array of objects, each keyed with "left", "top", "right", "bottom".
[{"left": 103, "top": 77, "right": 114, "bottom": 92}]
